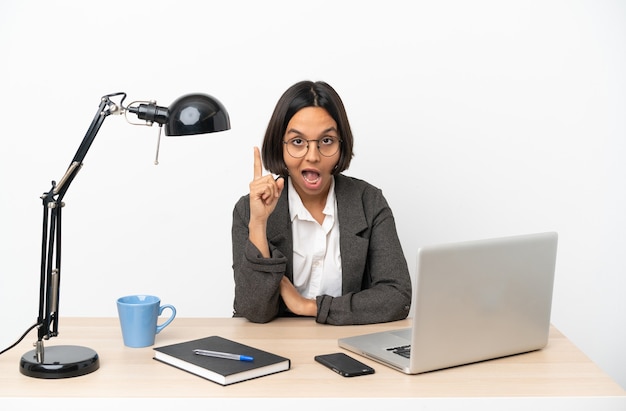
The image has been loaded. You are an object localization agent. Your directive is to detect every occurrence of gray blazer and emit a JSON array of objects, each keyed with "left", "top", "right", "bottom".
[{"left": 231, "top": 174, "right": 412, "bottom": 325}]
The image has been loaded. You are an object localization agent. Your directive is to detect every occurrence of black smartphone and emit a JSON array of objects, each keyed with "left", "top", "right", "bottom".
[{"left": 314, "top": 352, "right": 375, "bottom": 377}]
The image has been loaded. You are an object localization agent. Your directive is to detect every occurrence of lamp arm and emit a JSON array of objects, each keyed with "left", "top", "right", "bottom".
[
  {"left": 35, "top": 93, "right": 125, "bottom": 353},
  {"left": 52, "top": 93, "right": 126, "bottom": 200}
]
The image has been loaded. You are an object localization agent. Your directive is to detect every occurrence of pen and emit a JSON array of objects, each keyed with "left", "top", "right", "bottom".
[{"left": 193, "top": 349, "right": 254, "bottom": 362}]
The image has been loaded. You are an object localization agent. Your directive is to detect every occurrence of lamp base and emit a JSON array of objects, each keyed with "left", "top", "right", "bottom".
[{"left": 19, "top": 345, "right": 100, "bottom": 379}]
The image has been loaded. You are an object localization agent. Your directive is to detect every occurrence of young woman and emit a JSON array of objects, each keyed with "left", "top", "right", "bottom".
[{"left": 232, "top": 80, "right": 411, "bottom": 325}]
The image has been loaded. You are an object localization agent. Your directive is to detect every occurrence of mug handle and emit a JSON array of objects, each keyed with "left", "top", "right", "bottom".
[{"left": 155, "top": 304, "right": 176, "bottom": 334}]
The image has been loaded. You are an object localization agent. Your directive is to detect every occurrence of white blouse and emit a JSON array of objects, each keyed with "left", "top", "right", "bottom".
[{"left": 288, "top": 177, "right": 342, "bottom": 299}]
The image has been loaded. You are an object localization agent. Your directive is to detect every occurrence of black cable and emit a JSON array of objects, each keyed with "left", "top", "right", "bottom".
[{"left": 0, "top": 323, "right": 38, "bottom": 355}]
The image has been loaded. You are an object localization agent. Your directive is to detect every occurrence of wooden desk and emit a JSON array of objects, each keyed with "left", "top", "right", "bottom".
[{"left": 0, "top": 317, "right": 624, "bottom": 409}]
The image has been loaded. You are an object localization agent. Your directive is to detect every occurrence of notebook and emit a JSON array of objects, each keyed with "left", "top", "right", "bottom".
[
  {"left": 154, "top": 336, "right": 290, "bottom": 385},
  {"left": 339, "top": 231, "right": 558, "bottom": 374}
]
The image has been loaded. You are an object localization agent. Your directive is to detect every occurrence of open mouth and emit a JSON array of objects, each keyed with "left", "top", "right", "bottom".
[{"left": 302, "top": 170, "right": 321, "bottom": 184}]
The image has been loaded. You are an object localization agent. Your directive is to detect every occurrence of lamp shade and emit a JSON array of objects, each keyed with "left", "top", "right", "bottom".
[{"left": 165, "top": 93, "right": 230, "bottom": 136}]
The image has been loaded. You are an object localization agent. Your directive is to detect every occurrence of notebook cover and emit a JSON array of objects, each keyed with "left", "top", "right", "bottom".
[{"left": 153, "top": 335, "right": 290, "bottom": 385}]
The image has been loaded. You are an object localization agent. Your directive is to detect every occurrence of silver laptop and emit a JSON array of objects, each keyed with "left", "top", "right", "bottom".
[{"left": 339, "top": 231, "right": 558, "bottom": 374}]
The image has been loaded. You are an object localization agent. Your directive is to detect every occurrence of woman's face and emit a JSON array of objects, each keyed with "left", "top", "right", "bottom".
[{"left": 283, "top": 106, "right": 341, "bottom": 203}]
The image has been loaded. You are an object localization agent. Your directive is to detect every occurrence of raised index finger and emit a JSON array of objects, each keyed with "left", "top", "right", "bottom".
[{"left": 253, "top": 146, "right": 263, "bottom": 180}]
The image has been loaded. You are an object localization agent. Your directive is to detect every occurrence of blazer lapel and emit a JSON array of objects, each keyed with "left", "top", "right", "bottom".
[
  {"left": 267, "top": 188, "right": 293, "bottom": 278},
  {"left": 335, "top": 175, "right": 370, "bottom": 293}
]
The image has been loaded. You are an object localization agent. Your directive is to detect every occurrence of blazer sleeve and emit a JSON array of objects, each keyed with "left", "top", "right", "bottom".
[
  {"left": 231, "top": 195, "right": 287, "bottom": 323},
  {"left": 316, "top": 181, "right": 412, "bottom": 325}
]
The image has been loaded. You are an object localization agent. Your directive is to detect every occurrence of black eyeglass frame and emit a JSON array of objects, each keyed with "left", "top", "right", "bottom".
[{"left": 282, "top": 137, "right": 343, "bottom": 158}]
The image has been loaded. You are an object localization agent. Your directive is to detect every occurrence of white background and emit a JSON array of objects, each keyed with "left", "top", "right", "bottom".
[{"left": 0, "top": 0, "right": 624, "bottom": 390}]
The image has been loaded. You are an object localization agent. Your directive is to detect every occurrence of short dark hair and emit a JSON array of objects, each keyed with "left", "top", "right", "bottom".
[{"left": 262, "top": 81, "right": 354, "bottom": 177}]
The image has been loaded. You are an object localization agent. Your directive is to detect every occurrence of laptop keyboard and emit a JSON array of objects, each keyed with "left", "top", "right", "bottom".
[{"left": 387, "top": 344, "right": 411, "bottom": 359}]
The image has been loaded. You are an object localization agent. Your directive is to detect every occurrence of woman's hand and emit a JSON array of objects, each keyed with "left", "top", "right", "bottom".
[
  {"left": 249, "top": 147, "right": 284, "bottom": 223},
  {"left": 248, "top": 147, "right": 284, "bottom": 257},
  {"left": 279, "top": 276, "right": 317, "bottom": 317}
]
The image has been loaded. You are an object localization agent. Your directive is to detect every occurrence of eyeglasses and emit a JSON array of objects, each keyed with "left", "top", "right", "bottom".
[{"left": 283, "top": 137, "right": 342, "bottom": 158}]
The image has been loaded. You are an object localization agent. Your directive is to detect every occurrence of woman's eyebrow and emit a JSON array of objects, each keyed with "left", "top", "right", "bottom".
[{"left": 286, "top": 127, "right": 338, "bottom": 136}]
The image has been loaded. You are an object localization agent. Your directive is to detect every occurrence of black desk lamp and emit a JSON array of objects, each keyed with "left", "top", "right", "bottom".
[{"left": 18, "top": 92, "right": 230, "bottom": 379}]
